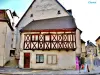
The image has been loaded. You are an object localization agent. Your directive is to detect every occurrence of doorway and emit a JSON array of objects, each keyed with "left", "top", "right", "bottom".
[{"left": 24, "top": 53, "right": 30, "bottom": 68}]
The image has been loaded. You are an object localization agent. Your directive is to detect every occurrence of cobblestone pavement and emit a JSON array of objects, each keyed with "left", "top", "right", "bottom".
[{"left": 0, "top": 67, "right": 100, "bottom": 75}]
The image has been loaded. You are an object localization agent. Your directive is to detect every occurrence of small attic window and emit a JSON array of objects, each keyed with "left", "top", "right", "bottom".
[
  {"left": 30, "top": 14, "right": 33, "bottom": 17},
  {"left": 57, "top": 10, "right": 61, "bottom": 14}
]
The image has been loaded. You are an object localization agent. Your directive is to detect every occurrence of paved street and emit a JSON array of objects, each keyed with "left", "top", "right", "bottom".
[
  {"left": 0, "top": 67, "right": 100, "bottom": 75},
  {"left": 0, "top": 57, "right": 100, "bottom": 75}
]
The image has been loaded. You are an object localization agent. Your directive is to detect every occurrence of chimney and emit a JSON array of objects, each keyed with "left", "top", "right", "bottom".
[{"left": 67, "top": 9, "right": 72, "bottom": 15}]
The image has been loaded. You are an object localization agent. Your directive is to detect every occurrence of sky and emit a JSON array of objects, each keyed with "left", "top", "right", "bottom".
[{"left": 0, "top": 0, "right": 99, "bottom": 44}]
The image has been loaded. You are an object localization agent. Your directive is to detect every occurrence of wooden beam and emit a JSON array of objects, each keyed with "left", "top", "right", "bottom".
[{"left": 21, "top": 28, "right": 76, "bottom": 32}]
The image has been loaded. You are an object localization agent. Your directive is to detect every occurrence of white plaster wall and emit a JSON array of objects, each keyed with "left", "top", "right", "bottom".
[
  {"left": 13, "top": 28, "right": 17, "bottom": 49},
  {"left": 17, "top": 0, "right": 69, "bottom": 30},
  {"left": 19, "top": 51, "right": 24, "bottom": 68},
  {"left": 0, "top": 22, "right": 12, "bottom": 66},
  {"left": 76, "top": 29, "right": 81, "bottom": 56},
  {"left": 19, "top": 50, "right": 76, "bottom": 70},
  {"left": 4, "top": 24, "right": 12, "bottom": 63},
  {"left": 32, "top": 0, "right": 69, "bottom": 20},
  {"left": 0, "top": 22, "right": 6, "bottom": 66},
  {"left": 15, "top": 29, "right": 20, "bottom": 57}
]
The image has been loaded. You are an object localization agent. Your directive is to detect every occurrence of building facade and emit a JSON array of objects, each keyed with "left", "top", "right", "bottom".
[
  {"left": 86, "top": 40, "right": 97, "bottom": 57},
  {"left": 81, "top": 39, "right": 86, "bottom": 57},
  {"left": 96, "top": 36, "right": 100, "bottom": 59},
  {"left": 15, "top": 0, "right": 81, "bottom": 70},
  {"left": 0, "top": 10, "right": 14, "bottom": 66}
]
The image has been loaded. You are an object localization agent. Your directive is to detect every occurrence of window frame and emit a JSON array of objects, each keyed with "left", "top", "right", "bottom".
[
  {"left": 36, "top": 54, "right": 44, "bottom": 63},
  {"left": 47, "top": 54, "right": 57, "bottom": 65}
]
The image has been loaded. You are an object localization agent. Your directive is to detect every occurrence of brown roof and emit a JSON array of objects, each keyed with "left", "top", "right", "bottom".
[{"left": 0, "top": 9, "right": 14, "bottom": 31}]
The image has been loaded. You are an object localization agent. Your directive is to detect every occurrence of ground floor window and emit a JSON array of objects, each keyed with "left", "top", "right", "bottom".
[
  {"left": 47, "top": 55, "right": 57, "bottom": 64},
  {"left": 10, "top": 50, "right": 15, "bottom": 57},
  {"left": 36, "top": 54, "right": 44, "bottom": 63}
]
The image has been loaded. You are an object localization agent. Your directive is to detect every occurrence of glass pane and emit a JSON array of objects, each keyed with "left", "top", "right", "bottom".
[
  {"left": 36, "top": 55, "right": 39, "bottom": 62},
  {"left": 52, "top": 55, "right": 57, "bottom": 64},
  {"left": 40, "top": 55, "right": 44, "bottom": 62},
  {"left": 47, "top": 55, "right": 52, "bottom": 64}
]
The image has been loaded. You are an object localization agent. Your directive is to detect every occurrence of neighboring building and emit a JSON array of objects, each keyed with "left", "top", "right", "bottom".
[
  {"left": 15, "top": 0, "right": 81, "bottom": 70},
  {"left": 96, "top": 36, "right": 100, "bottom": 58},
  {"left": 0, "top": 10, "right": 14, "bottom": 66},
  {"left": 85, "top": 40, "right": 97, "bottom": 70},
  {"left": 81, "top": 39, "right": 86, "bottom": 57},
  {"left": 86, "top": 40, "right": 97, "bottom": 57}
]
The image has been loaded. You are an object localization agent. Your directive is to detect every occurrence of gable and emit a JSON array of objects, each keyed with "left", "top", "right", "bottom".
[
  {"left": 32, "top": 0, "right": 70, "bottom": 20},
  {"left": 16, "top": 0, "right": 70, "bottom": 30}
]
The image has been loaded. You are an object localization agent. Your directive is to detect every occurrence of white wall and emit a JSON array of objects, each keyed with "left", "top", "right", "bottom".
[
  {"left": 17, "top": 0, "right": 69, "bottom": 30},
  {"left": 5, "top": 24, "right": 12, "bottom": 63},
  {"left": 0, "top": 22, "right": 12, "bottom": 66},
  {"left": 0, "top": 22, "right": 7, "bottom": 66},
  {"left": 76, "top": 29, "right": 81, "bottom": 56},
  {"left": 19, "top": 50, "right": 76, "bottom": 70}
]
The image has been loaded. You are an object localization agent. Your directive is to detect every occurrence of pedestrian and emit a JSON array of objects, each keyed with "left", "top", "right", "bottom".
[
  {"left": 84, "top": 62, "right": 90, "bottom": 72},
  {"left": 87, "top": 65, "right": 90, "bottom": 72}
]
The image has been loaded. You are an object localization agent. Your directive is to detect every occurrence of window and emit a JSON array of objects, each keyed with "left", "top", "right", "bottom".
[
  {"left": 36, "top": 54, "right": 44, "bottom": 63},
  {"left": 10, "top": 50, "right": 15, "bottom": 57},
  {"left": 47, "top": 55, "right": 57, "bottom": 64},
  {"left": 57, "top": 10, "right": 61, "bottom": 14}
]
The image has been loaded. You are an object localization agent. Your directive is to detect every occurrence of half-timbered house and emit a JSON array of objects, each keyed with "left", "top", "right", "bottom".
[{"left": 15, "top": 0, "right": 81, "bottom": 70}]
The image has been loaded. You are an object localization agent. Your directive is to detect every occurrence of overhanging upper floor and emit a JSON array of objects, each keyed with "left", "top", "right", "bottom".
[{"left": 21, "top": 29, "right": 76, "bottom": 51}]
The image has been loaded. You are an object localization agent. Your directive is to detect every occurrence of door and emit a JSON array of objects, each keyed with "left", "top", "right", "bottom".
[{"left": 24, "top": 53, "right": 30, "bottom": 68}]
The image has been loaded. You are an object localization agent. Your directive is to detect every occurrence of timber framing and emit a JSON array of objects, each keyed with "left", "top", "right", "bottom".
[{"left": 23, "top": 30, "right": 76, "bottom": 51}]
